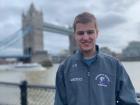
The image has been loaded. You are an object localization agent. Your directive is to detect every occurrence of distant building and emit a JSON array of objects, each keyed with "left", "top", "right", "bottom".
[
  {"left": 120, "top": 41, "right": 140, "bottom": 61},
  {"left": 100, "top": 47, "right": 122, "bottom": 60},
  {"left": 100, "top": 47, "right": 113, "bottom": 55},
  {"left": 122, "top": 41, "right": 140, "bottom": 57},
  {"left": 51, "top": 49, "right": 69, "bottom": 63}
]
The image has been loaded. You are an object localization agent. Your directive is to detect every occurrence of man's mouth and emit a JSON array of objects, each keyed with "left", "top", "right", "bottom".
[{"left": 81, "top": 41, "right": 91, "bottom": 45}]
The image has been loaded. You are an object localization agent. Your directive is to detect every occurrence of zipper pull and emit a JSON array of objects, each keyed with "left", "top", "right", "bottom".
[{"left": 87, "top": 71, "right": 90, "bottom": 76}]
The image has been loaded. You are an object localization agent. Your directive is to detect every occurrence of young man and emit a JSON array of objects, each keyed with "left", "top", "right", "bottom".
[{"left": 54, "top": 12, "right": 139, "bottom": 105}]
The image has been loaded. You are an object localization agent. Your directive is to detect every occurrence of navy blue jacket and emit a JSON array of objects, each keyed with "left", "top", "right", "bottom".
[{"left": 54, "top": 46, "right": 139, "bottom": 105}]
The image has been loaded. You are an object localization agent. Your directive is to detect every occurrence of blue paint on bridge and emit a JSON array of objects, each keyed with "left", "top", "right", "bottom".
[
  {"left": 0, "top": 55, "right": 31, "bottom": 63},
  {"left": 0, "top": 55, "right": 31, "bottom": 59}
]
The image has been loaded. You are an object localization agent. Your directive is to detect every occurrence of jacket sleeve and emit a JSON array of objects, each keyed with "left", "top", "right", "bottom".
[
  {"left": 116, "top": 61, "right": 139, "bottom": 105},
  {"left": 54, "top": 64, "right": 68, "bottom": 105}
]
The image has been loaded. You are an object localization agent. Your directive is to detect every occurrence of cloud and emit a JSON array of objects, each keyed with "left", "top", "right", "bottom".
[
  {"left": 98, "top": 12, "right": 127, "bottom": 30},
  {"left": 125, "top": 0, "right": 140, "bottom": 22},
  {"left": 137, "top": 23, "right": 140, "bottom": 36},
  {"left": 97, "top": 0, "right": 137, "bottom": 12}
]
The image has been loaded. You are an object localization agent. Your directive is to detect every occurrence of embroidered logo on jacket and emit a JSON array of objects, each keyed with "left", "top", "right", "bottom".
[
  {"left": 95, "top": 74, "right": 110, "bottom": 87},
  {"left": 70, "top": 77, "right": 83, "bottom": 82}
]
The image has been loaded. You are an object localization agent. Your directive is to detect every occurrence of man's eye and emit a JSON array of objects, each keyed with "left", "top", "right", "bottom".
[
  {"left": 77, "top": 31, "right": 84, "bottom": 35},
  {"left": 76, "top": 30, "right": 95, "bottom": 35},
  {"left": 87, "top": 30, "right": 95, "bottom": 34}
]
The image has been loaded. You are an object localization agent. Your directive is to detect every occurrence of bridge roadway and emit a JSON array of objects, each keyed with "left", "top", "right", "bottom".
[
  {"left": 0, "top": 55, "right": 30, "bottom": 59},
  {"left": 43, "top": 22, "right": 73, "bottom": 35},
  {"left": 0, "top": 55, "right": 31, "bottom": 62}
]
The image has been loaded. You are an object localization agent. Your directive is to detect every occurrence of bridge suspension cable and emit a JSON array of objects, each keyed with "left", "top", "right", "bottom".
[{"left": 0, "top": 26, "right": 32, "bottom": 53}]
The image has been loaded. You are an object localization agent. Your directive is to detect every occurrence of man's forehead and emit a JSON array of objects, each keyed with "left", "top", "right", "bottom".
[
  {"left": 76, "top": 21, "right": 96, "bottom": 25},
  {"left": 75, "top": 22, "right": 96, "bottom": 29}
]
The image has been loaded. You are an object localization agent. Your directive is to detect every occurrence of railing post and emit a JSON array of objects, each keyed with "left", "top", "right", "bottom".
[
  {"left": 137, "top": 93, "right": 140, "bottom": 103},
  {"left": 20, "top": 80, "right": 28, "bottom": 105}
]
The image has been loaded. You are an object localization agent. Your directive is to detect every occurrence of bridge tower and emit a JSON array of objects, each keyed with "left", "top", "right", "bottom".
[
  {"left": 22, "top": 4, "right": 49, "bottom": 63},
  {"left": 69, "top": 33, "right": 77, "bottom": 54}
]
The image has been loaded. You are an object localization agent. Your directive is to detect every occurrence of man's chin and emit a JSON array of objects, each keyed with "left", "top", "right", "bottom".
[{"left": 81, "top": 48, "right": 92, "bottom": 52}]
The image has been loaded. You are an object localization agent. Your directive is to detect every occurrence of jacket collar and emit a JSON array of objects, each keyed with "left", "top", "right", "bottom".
[{"left": 75, "top": 45, "right": 99, "bottom": 62}]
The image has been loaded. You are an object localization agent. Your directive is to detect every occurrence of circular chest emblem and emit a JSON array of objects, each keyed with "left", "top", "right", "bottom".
[{"left": 95, "top": 74, "right": 110, "bottom": 87}]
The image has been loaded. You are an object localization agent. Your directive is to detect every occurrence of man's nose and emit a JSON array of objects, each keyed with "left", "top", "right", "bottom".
[{"left": 82, "top": 33, "right": 89, "bottom": 40}]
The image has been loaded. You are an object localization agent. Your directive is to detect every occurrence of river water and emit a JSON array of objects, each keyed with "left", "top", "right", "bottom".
[{"left": 0, "top": 61, "right": 140, "bottom": 92}]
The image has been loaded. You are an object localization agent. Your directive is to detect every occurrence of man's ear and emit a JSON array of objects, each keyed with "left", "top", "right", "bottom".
[
  {"left": 96, "top": 30, "right": 99, "bottom": 38},
  {"left": 73, "top": 32, "right": 76, "bottom": 40}
]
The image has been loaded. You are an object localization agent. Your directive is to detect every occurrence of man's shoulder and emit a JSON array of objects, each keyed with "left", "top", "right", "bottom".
[
  {"left": 98, "top": 52, "right": 120, "bottom": 64},
  {"left": 59, "top": 53, "right": 78, "bottom": 67},
  {"left": 57, "top": 54, "right": 78, "bottom": 75},
  {"left": 61, "top": 54, "right": 77, "bottom": 66}
]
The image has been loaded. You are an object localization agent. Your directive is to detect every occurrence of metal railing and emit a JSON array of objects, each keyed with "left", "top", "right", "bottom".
[
  {"left": 0, "top": 81, "right": 139, "bottom": 105},
  {"left": 0, "top": 81, "right": 55, "bottom": 105}
]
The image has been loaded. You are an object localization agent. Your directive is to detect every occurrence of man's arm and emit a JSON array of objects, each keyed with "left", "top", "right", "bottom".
[
  {"left": 54, "top": 64, "right": 67, "bottom": 105},
  {"left": 116, "top": 62, "right": 139, "bottom": 105}
]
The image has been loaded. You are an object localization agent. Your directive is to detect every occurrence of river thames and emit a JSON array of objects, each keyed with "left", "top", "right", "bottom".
[{"left": 0, "top": 61, "right": 140, "bottom": 93}]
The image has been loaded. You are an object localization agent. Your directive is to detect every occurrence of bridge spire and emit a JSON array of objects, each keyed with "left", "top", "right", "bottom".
[{"left": 30, "top": 3, "right": 36, "bottom": 11}]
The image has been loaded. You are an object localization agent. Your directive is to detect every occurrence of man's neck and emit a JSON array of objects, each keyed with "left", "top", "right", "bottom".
[{"left": 82, "top": 48, "right": 96, "bottom": 58}]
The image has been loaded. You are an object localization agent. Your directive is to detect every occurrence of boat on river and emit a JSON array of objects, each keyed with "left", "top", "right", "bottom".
[{"left": 0, "top": 63, "right": 46, "bottom": 71}]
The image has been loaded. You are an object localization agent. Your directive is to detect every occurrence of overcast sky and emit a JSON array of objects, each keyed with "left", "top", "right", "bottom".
[{"left": 0, "top": 0, "right": 140, "bottom": 55}]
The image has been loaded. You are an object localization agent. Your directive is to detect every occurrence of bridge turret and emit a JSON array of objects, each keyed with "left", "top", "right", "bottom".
[{"left": 68, "top": 27, "right": 77, "bottom": 54}]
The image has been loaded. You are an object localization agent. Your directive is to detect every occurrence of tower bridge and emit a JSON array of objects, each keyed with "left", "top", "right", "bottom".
[
  {"left": 0, "top": 4, "right": 77, "bottom": 63},
  {"left": 21, "top": 4, "right": 76, "bottom": 63}
]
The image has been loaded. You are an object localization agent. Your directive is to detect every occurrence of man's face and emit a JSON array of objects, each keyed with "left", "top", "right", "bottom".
[{"left": 74, "top": 22, "right": 98, "bottom": 53}]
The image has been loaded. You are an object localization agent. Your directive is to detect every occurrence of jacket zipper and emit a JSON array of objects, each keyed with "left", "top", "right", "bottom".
[{"left": 87, "top": 69, "right": 91, "bottom": 105}]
